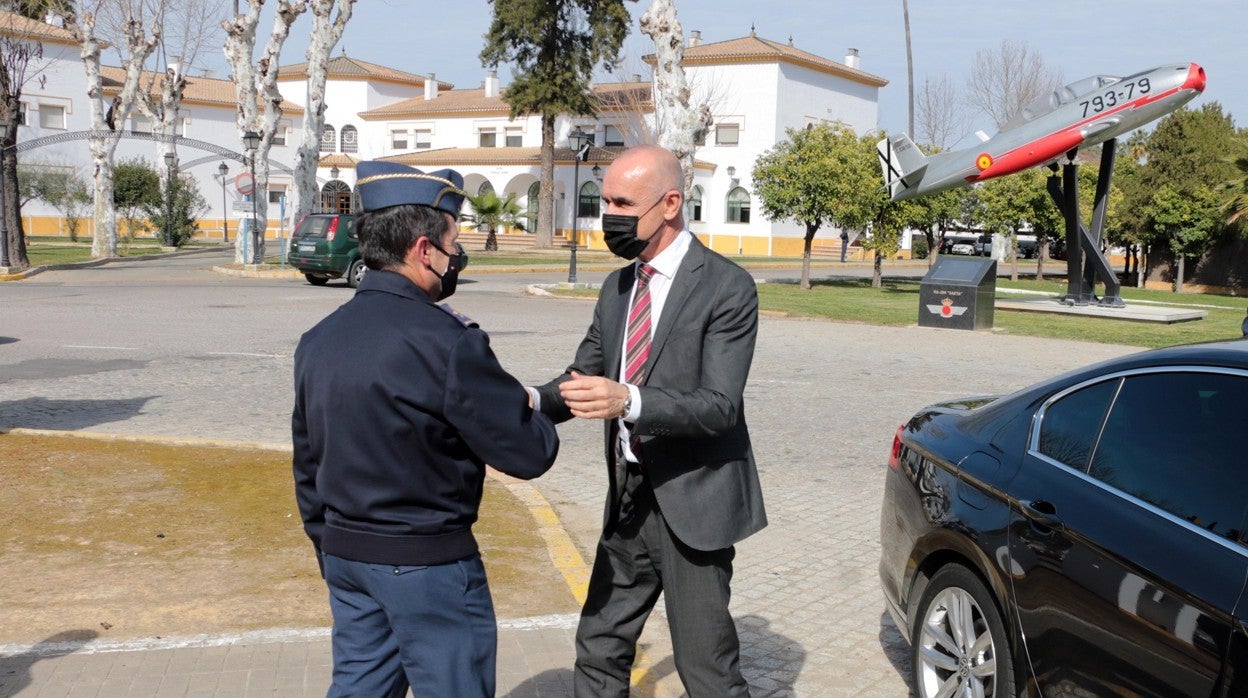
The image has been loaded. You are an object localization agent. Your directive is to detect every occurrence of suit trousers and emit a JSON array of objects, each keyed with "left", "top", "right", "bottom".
[
  {"left": 573, "top": 466, "right": 750, "bottom": 697},
  {"left": 323, "top": 552, "right": 496, "bottom": 698}
]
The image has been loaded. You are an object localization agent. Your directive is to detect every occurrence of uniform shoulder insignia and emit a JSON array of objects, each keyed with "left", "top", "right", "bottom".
[{"left": 438, "top": 302, "right": 479, "bottom": 328}]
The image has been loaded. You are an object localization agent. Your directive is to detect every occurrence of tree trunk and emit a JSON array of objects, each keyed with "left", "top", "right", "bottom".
[
  {"left": 486, "top": 225, "right": 498, "bottom": 252},
  {"left": 1009, "top": 230, "right": 1018, "bottom": 282},
  {"left": 1, "top": 118, "right": 25, "bottom": 269},
  {"left": 537, "top": 114, "right": 554, "bottom": 248},
  {"left": 641, "top": 0, "right": 710, "bottom": 194},
  {"left": 1175, "top": 253, "right": 1185, "bottom": 293},
  {"left": 223, "top": 1, "right": 262, "bottom": 263},
  {"left": 872, "top": 250, "right": 883, "bottom": 288},
  {"left": 801, "top": 226, "right": 815, "bottom": 290}
]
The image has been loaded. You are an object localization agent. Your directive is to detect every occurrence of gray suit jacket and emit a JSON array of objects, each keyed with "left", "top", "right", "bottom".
[{"left": 537, "top": 237, "right": 767, "bottom": 551}]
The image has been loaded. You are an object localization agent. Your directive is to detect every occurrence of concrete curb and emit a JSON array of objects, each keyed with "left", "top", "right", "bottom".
[{"left": 0, "top": 246, "right": 227, "bottom": 282}]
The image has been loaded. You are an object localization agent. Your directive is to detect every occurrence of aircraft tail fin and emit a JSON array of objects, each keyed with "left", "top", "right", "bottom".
[{"left": 876, "top": 133, "right": 928, "bottom": 200}]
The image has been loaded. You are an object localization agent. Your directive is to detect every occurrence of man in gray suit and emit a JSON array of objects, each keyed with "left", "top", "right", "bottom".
[{"left": 532, "top": 145, "right": 767, "bottom": 697}]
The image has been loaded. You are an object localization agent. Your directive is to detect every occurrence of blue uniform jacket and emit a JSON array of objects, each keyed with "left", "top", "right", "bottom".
[{"left": 293, "top": 270, "right": 559, "bottom": 566}]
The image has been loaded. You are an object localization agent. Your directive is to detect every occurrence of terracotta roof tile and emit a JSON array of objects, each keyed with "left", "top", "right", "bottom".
[
  {"left": 100, "top": 66, "right": 305, "bottom": 115},
  {"left": 645, "top": 34, "right": 888, "bottom": 87},
  {"left": 0, "top": 10, "right": 78, "bottom": 46},
  {"left": 277, "top": 54, "right": 451, "bottom": 89}
]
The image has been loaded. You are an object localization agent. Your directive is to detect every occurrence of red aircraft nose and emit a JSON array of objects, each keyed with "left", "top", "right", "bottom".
[{"left": 1184, "top": 62, "right": 1207, "bottom": 93}]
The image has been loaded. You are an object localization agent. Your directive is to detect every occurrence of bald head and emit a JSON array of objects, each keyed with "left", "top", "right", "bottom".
[{"left": 610, "top": 145, "right": 684, "bottom": 201}]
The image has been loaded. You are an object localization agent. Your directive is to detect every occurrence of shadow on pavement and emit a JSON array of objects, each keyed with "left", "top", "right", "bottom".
[
  {"left": 879, "top": 610, "right": 912, "bottom": 688},
  {"left": 0, "top": 358, "right": 147, "bottom": 384},
  {"left": 504, "top": 668, "right": 573, "bottom": 698},
  {"left": 0, "top": 396, "right": 154, "bottom": 431},
  {"left": 0, "top": 629, "right": 99, "bottom": 697}
]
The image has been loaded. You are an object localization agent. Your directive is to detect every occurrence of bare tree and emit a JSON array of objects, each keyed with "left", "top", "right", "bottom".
[
  {"left": 223, "top": 0, "right": 309, "bottom": 264},
  {"left": 965, "top": 39, "right": 1062, "bottom": 129},
  {"left": 0, "top": 8, "right": 69, "bottom": 269},
  {"left": 639, "top": 0, "right": 710, "bottom": 194},
  {"left": 64, "top": 0, "right": 165, "bottom": 259},
  {"left": 290, "top": 0, "right": 353, "bottom": 231},
  {"left": 916, "top": 74, "right": 971, "bottom": 150}
]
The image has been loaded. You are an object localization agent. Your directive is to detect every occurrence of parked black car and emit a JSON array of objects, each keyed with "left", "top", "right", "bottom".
[
  {"left": 880, "top": 339, "right": 1248, "bottom": 696},
  {"left": 287, "top": 213, "right": 364, "bottom": 287}
]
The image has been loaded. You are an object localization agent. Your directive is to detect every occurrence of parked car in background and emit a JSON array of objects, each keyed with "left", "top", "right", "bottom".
[
  {"left": 880, "top": 339, "right": 1248, "bottom": 697},
  {"left": 950, "top": 240, "right": 975, "bottom": 256},
  {"left": 973, "top": 234, "right": 994, "bottom": 257},
  {"left": 287, "top": 214, "right": 364, "bottom": 287}
]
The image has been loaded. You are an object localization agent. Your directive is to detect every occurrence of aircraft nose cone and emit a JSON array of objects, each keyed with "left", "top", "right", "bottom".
[{"left": 1185, "top": 62, "right": 1207, "bottom": 93}]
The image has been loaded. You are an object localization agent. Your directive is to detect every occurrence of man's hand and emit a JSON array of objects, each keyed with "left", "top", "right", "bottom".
[{"left": 560, "top": 371, "right": 629, "bottom": 420}]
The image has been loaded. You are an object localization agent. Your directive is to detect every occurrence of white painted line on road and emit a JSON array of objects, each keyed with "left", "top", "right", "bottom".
[
  {"left": 62, "top": 345, "right": 139, "bottom": 351},
  {"left": 0, "top": 614, "right": 581, "bottom": 656}
]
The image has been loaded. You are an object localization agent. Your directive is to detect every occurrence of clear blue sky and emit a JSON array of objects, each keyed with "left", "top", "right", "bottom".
[{"left": 202, "top": 0, "right": 1246, "bottom": 143}]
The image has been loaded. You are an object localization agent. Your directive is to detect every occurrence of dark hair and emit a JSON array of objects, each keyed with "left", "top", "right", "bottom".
[{"left": 357, "top": 205, "right": 448, "bottom": 270}]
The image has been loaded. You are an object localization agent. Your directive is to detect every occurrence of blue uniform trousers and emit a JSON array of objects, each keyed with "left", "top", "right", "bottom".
[{"left": 323, "top": 552, "right": 496, "bottom": 698}]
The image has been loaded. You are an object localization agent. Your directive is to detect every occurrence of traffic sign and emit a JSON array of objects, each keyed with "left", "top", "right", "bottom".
[{"left": 234, "top": 172, "right": 254, "bottom": 195}]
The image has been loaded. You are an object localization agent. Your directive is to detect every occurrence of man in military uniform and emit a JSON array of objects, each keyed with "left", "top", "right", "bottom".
[{"left": 293, "top": 161, "right": 560, "bottom": 698}]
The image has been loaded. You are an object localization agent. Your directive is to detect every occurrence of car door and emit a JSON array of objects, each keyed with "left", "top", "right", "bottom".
[{"left": 1006, "top": 369, "right": 1248, "bottom": 695}]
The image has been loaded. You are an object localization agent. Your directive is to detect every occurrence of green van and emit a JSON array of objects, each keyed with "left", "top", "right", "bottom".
[{"left": 288, "top": 213, "right": 366, "bottom": 287}]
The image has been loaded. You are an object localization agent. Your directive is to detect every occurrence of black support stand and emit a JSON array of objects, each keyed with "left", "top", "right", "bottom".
[{"left": 1046, "top": 138, "right": 1124, "bottom": 307}]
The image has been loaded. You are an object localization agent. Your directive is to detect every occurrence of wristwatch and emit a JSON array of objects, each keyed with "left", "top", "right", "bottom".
[{"left": 621, "top": 392, "right": 633, "bottom": 418}]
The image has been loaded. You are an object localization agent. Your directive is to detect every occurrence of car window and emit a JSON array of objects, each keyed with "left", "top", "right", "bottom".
[
  {"left": 296, "top": 217, "right": 331, "bottom": 239},
  {"left": 1089, "top": 371, "right": 1248, "bottom": 542},
  {"left": 1037, "top": 378, "right": 1118, "bottom": 470},
  {"left": 345, "top": 217, "right": 357, "bottom": 239}
]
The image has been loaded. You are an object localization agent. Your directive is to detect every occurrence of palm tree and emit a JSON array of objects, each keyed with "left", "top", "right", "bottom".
[
  {"left": 1221, "top": 155, "right": 1248, "bottom": 227},
  {"left": 463, "top": 190, "right": 526, "bottom": 251}
]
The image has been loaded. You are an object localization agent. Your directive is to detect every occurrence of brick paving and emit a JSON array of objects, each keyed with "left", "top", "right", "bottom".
[{"left": 0, "top": 252, "right": 1139, "bottom": 697}]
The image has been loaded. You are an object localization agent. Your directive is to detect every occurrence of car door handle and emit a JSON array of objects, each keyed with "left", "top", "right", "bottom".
[{"left": 1020, "top": 499, "right": 1065, "bottom": 531}]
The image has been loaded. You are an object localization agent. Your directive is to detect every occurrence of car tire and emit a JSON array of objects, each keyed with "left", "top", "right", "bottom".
[
  {"left": 911, "top": 565, "right": 1014, "bottom": 698},
  {"left": 305, "top": 273, "right": 329, "bottom": 286},
  {"left": 346, "top": 259, "right": 366, "bottom": 289}
]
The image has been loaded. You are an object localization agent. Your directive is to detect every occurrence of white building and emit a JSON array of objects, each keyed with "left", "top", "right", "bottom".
[{"left": 11, "top": 12, "right": 888, "bottom": 257}]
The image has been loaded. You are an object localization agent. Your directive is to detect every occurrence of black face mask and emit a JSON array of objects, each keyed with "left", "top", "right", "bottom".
[
  {"left": 601, "top": 196, "right": 664, "bottom": 260},
  {"left": 429, "top": 241, "right": 468, "bottom": 301}
]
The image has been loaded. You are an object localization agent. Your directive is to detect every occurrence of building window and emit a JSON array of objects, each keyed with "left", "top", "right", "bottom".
[
  {"left": 726, "top": 187, "right": 751, "bottom": 223},
  {"left": 478, "top": 180, "right": 494, "bottom": 196},
  {"left": 129, "top": 115, "right": 151, "bottom": 135},
  {"left": 716, "top": 123, "right": 740, "bottom": 146},
  {"left": 505, "top": 128, "right": 523, "bottom": 147},
  {"left": 604, "top": 125, "right": 625, "bottom": 147},
  {"left": 577, "top": 181, "right": 600, "bottom": 218},
  {"left": 526, "top": 181, "right": 539, "bottom": 234},
  {"left": 39, "top": 104, "right": 65, "bottom": 130},
  {"left": 268, "top": 190, "right": 285, "bottom": 205},
  {"left": 17, "top": 102, "right": 26, "bottom": 126},
  {"left": 414, "top": 129, "right": 431, "bottom": 149},
  {"left": 320, "top": 179, "right": 351, "bottom": 214},
  {"left": 340, "top": 125, "right": 358, "bottom": 154},
  {"left": 391, "top": 129, "right": 408, "bottom": 149},
  {"left": 272, "top": 123, "right": 288, "bottom": 146},
  {"left": 686, "top": 185, "right": 703, "bottom": 222},
  {"left": 320, "top": 124, "right": 336, "bottom": 153},
  {"left": 479, "top": 130, "right": 497, "bottom": 148}
]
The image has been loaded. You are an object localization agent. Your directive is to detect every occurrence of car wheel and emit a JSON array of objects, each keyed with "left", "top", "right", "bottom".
[
  {"left": 305, "top": 273, "right": 329, "bottom": 286},
  {"left": 911, "top": 565, "right": 1014, "bottom": 698},
  {"left": 347, "top": 259, "right": 366, "bottom": 288}
]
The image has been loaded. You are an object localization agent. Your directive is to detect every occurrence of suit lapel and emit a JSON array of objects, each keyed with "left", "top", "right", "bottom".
[
  {"left": 602, "top": 265, "right": 635, "bottom": 381},
  {"left": 644, "top": 239, "right": 704, "bottom": 378}
]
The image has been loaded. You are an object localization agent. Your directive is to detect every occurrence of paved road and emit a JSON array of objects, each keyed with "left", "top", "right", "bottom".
[{"left": 0, "top": 251, "right": 1137, "bottom": 696}]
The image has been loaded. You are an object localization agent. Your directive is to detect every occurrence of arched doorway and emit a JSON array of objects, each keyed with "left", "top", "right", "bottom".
[{"left": 320, "top": 180, "right": 352, "bottom": 214}]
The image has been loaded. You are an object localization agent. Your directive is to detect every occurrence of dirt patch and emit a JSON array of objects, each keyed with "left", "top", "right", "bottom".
[{"left": 0, "top": 433, "right": 576, "bottom": 645}]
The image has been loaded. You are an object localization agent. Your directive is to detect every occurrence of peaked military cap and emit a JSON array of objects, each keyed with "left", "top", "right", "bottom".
[{"left": 355, "top": 161, "right": 467, "bottom": 219}]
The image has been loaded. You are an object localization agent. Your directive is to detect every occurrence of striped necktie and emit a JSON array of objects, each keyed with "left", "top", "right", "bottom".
[{"left": 624, "top": 263, "right": 655, "bottom": 385}]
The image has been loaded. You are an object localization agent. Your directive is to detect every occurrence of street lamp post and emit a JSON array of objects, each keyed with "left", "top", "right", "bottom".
[
  {"left": 243, "top": 130, "right": 261, "bottom": 263},
  {"left": 567, "top": 126, "right": 591, "bottom": 284},
  {"left": 162, "top": 151, "right": 176, "bottom": 247},
  {"left": 218, "top": 162, "right": 229, "bottom": 242},
  {"left": 0, "top": 114, "right": 9, "bottom": 269}
]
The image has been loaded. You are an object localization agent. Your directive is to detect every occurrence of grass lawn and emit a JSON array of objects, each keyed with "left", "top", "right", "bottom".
[{"left": 755, "top": 278, "right": 1245, "bottom": 349}]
